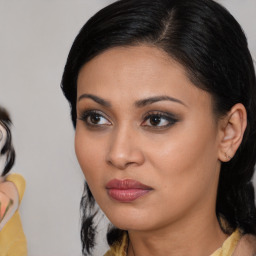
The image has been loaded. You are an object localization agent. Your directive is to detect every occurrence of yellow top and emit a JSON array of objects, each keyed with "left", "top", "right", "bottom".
[
  {"left": 104, "top": 229, "right": 241, "bottom": 256},
  {"left": 0, "top": 174, "right": 27, "bottom": 256},
  {"left": 210, "top": 229, "right": 240, "bottom": 256}
]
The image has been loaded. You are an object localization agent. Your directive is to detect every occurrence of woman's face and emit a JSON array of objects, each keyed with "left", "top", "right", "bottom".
[{"left": 75, "top": 45, "right": 223, "bottom": 232}]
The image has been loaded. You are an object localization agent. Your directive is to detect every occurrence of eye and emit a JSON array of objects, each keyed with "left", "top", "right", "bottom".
[
  {"left": 78, "top": 110, "right": 111, "bottom": 127},
  {"left": 142, "top": 112, "right": 178, "bottom": 128}
]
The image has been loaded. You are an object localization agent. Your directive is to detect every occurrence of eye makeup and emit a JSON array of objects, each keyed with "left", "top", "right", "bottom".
[
  {"left": 77, "top": 108, "right": 179, "bottom": 131},
  {"left": 141, "top": 111, "right": 179, "bottom": 129},
  {"left": 77, "top": 109, "right": 112, "bottom": 128}
]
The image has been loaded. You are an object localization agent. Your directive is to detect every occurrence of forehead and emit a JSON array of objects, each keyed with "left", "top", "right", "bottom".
[
  {"left": 78, "top": 45, "right": 185, "bottom": 84},
  {"left": 77, "top": 45, "right": 211, "bottom": 109},
  {"left": 78, "top": 45, "right": 187, "bottom": 80}
]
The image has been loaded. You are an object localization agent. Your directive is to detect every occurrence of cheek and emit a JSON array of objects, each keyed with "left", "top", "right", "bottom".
[
  {"left": 75, "top": 127, "right": 113, "bottom": 213},
  {"left": 75, "top": 127, "right": 105, "bottom": 184},
  {"left": 148, "top": 120, "right": 219, "bottom": 201}
]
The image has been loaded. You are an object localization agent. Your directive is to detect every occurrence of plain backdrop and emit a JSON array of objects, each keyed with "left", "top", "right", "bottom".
[{"left": 0, "top": 0, "right": 255, "bottom": 255}]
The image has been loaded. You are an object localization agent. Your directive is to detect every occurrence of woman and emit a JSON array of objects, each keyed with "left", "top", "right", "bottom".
[{"left": 61, "top": 0, "right": 256, "bottom": 255}]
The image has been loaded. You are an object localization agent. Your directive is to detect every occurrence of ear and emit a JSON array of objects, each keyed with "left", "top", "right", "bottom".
[{"left": 218, "top": 103, "right": 247, "bottom": 162}]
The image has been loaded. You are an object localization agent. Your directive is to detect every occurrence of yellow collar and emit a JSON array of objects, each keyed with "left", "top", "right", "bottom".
[
  {"left": 210, "top": 229, "right": 241, "bottom": 256},
  {"left": 105, "top": 229, "right": 241, "bottom": 256}
]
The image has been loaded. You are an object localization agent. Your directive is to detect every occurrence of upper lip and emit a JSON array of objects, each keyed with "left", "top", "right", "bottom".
[{"left": 106, "top": 179, "right": 152, "bottom": 190}]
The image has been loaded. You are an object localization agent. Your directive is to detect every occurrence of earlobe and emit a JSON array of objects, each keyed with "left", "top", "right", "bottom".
[{"left": 218, "top": 103, "right": 247, "bottom": 162}]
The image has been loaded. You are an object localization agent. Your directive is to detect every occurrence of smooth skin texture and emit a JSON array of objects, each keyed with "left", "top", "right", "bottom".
[
  {"left": 0, "top": 182, "right": 18, "bottom": 229},
  {"left": 75, "top": 45, "right": 247, "bottom": 256}
]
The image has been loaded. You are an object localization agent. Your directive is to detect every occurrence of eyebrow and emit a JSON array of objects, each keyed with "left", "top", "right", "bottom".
[
  {"left": 78, "top": 94, "right": 186, "bottom": 108},
  {"left": 78, "top": 94, "right": 111, "bottom": 107},
  {"left": 135, "top": 95, "right": 187, "bottom": 108}
]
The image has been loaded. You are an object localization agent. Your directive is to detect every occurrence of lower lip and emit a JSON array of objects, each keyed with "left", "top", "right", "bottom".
[{"left": 107, "top": 189, "right": 151, "bottom": 202}]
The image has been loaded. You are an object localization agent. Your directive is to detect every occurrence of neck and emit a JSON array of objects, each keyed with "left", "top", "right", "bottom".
[{"left": 127, "top": 213, "right": 228, "bottom": 256}]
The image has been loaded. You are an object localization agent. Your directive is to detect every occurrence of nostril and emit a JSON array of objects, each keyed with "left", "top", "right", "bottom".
[
  {"left": 106, "top": 154, "right": 130, "bottom": 170},
  {"left": 106, "top": 147, "right": 145, "bottom": 170},
  {"left": 106, "top": 157, "right": 137, "bottom": 170}
]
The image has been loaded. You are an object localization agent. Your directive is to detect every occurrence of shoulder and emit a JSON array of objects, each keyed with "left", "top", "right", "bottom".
[
  {"left": 5, "top": 173, "right": 26, "bottom": 203},
  {"left": 233, "top": 233, "right": 256, "bottom": 256}
]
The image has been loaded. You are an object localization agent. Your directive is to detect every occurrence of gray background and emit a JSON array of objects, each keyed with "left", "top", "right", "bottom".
[{"left": 0, "top": 0, "right": 255, "bottom": 255}]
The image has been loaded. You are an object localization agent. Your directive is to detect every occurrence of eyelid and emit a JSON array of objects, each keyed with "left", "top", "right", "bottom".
[
  {"left": 142, "top": 111, "right": 178, "bottom": 121},
  {"left": 141, "top": 111, "right": 179, "bottom": 128},
  {"left": 78, "top": 109, "right": 112, "bottom": 126},
  {"left": 77, "top": 109, "right": 178, "bottom": 129}
]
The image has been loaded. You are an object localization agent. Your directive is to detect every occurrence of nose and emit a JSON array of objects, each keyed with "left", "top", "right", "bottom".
[{"left": 106, "top": 126, "right": 145, "bottom": 170}]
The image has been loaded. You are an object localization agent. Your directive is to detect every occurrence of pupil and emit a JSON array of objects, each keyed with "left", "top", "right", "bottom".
[
  {"left": 150, "top": 116, "right": 161, "bottom": 126},
  {"left": 91, "top": 114, "right": 101, "bottom": 124}
]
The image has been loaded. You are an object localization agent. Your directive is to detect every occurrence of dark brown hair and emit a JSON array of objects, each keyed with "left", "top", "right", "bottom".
[{"left": 61, "top": 0, "right": 256, "bottom": 254}]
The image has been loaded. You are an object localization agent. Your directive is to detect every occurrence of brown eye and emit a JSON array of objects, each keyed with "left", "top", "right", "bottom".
[
  {"left": 149, "top": 115, "right": 162, "bottom": 126},
  {"left": 89, "top": 113, "right": 102, "bottom": 124},
  {"left": 142, "top": 112, "right": 178, "bottom": 128},
  {"left": 78, "top": 110, "right": 111, "bottom": 127}
]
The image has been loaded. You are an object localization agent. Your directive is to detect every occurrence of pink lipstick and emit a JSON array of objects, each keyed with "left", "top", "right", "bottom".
[{"left": 106, "top": 179, "right": 152, "bottom": 202}]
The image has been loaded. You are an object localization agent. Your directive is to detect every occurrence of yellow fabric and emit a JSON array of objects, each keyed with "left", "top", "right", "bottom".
[
  {"left": 104, "top": 229, "right": 241, "bottom": 256},
  {"left": 0, "top": 174, "right": 27, "bottom": 256},
  {"left": 210, "top": 229, "right": 240, "bottom": 256}
]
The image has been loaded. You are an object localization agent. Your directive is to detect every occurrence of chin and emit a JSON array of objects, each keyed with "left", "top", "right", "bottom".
[
  {"left": 111, "top": 220, "right": 148, "bottom": 232},
  {"left": 105, "top": 208, "right": 153, "bottom": 231}
]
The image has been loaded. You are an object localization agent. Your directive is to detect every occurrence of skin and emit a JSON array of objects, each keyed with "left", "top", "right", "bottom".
[
  {"left": 0, "top": 182, "right": 16, "bottom": 222},
  {"left": 75, "top": 45, "right": 246, "bottom": 256}
]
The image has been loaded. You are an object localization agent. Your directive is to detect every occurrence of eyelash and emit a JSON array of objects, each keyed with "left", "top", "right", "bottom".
[
  {"left": 78, "top": 110, "right": 111, "bottom": 128},
  {"left": 78, "top": 110, "right": 178, "bottom": 129},
  {"left": 142, "top": 111, "right": 178, "bottom": 129}
]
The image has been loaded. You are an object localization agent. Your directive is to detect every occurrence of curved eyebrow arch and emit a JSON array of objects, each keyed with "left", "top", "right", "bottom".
[
  {"left": 135, "top": 96, "right": 187, "bottom": 108},
  {"left": 78, "top": 94, "right": 111, "bottom": 107},
  {"left": 78, "top": 94, "right": 187, "bottom": 108}
]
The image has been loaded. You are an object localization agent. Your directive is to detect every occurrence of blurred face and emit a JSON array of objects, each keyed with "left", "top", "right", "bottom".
[{"left": 75, "top": 46, "right": 222, "bottom": 232}]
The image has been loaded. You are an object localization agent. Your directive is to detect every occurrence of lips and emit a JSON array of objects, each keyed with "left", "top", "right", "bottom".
[{"left": 106, "top": 179, "right": 152, "bottom": 202}]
